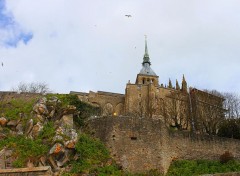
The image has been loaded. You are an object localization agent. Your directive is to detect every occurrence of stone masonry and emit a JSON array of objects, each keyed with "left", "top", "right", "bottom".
[{"left": 88, "top": 116, "right": 240, "bottom": 174}]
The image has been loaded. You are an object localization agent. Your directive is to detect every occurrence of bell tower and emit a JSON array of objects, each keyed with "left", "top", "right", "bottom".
[{"left": 135, "top": 36, "right": 159, "bottom": 86}]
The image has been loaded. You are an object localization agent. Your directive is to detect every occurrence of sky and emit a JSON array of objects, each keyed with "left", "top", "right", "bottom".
[{"left": 0, "top": 0, "right": 240, "bottom": 94}]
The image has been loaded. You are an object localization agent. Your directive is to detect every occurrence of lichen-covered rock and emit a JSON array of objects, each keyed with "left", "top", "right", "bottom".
[
  {"left": 32, "top": 122, "right": 43, "bottom": 138},
  {"left": 61, "top": 114, "right": 73, "bottom": 128},
  {"left": 64, "top": 140, "right": 76, "bottom": 149},
  {"left": 7, "top": 119, "right": 20, "bottom": 127},
  {"left": 25, "top": 119, "right": 33, "bottom": 135},
  {"left": 49, "top": 143, "right": 64, "bottom": 155},
  {"left": 49, "top": 109, "right": 55, "bottom": 118},
  {"left": 16, "top": 123, "right": 23, "bottom": 135},
  {"left": 0, "top": 117, "right": 7, "bottom": 126},
  {"left": 33, "top": 103, "right": 49, "bottom": 115},
  {"left": 33, "top": 97, "right": 49, "bottom": 115},
  {"left": 35, "top": 114, "right": 45, "bottom": 122}
]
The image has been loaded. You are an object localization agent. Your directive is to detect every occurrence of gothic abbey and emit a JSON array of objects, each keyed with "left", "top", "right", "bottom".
[{"left": 71, "top": 39, "right": 224, "bottom": 133}]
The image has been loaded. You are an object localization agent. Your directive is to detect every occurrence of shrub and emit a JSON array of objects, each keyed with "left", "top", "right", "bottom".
[
  {"left": 167, "top": 159, "right": 240, "bottom": 176},
  {"left": 46, "top": 94, "right": 100, "bottom": 126},
  {"left": 71, "top": 134, "right": 113, "bottom": 174},
  {"left": 220, "top": 151, "right": 234, "bottom": 164}
]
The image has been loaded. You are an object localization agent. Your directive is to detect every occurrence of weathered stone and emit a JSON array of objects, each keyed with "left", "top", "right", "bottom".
[
  {"left": 53, "top": 135, "right": 63, "bottom": 143},
  {"left": 62, "top": 105, "right": 76, "bottom": 115},
  {"left": 48, "top": 155, "right": 59, "bottom": 171},
  {"left": 64, "top": 140, "right": 75, "bottom": 149},
  {"left": 49, "top": 109, "right": 55, "bottom": 118},
  {"left": 7, "top": 119, "right": 19, "bottom": 127},
  {"left": 32, "top": 122, "right": 43, "bottom": 138},
  {"left": 49, "top": 143, "right": 64, "bottom": 155},
  {"left": 33, "top": 103, "right": 48, "bottom": 115},
  {"left": 36, "top": 114, "right": 45, "bottom": 122},
  {"left": 27, "top": 160, "right": 34, "bottom": 168},
  {"left": 0, "top": 117, "right": 7, "bottom": 126},
  {"left": 39, "top": 156, "right": 47, "bottom": 166},
  {"left": 56, "top": 150, "right": 70, "bottom": 167},
  {"left": 39, "top": 97, "right": 47, "bottom": 104},
  {"left": 61, "top": 114, "right": 73, "bottom": 128},
  {"left": 88, "top": 116, "right": 240, "bottom": 174},
  {"left": 48, "top": 96, "right": 60, "bottom": 105},
  {"left": 56, "top": 126, "right": 64, "bottom": 135},
  {"left": 16, "top": 123, "right": 23, "bottom": 135},
  {"left": 25, "top": 119, "right": 33, "bottom": 135},
  {"left": 70, "top": 129, "right": 78, "bottom": 141}
]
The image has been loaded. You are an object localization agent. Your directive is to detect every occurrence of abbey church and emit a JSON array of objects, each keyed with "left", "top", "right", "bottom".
[{"left": 71, "top": 39, "right": 224, "bottom": 133}]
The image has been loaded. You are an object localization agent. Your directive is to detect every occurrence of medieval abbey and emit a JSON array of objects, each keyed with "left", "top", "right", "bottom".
[{"left": 71, "top": 38, "right": 224, "bottom": 133}]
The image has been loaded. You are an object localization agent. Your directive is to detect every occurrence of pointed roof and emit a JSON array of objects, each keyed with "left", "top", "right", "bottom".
[
  {"left": 182, "top": 74, "right": 187, "bottom": 83},
  {"left": 143, "top": 35, "right": 150, "bottom": 64},
  {"left": 139, "top": 36, "right": 157, "bottom": 76}
]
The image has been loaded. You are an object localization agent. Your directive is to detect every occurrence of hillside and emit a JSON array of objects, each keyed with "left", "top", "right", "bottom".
[{"left": 1, "top": 92, "right": 240, "bottom": 176}]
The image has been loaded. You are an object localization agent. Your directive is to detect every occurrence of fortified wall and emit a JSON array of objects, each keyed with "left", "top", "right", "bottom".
[{"left": 87, "top": 116, "right": 240, "bottom": 173}]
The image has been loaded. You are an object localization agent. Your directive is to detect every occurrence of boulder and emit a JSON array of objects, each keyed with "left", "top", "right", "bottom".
[
  {"left": 7, "top": 119, "right": 20, "bottom": 127},
  {"left": 25, "top": 119, "right": 33, "bottom": 135},
  {"left": 70, "top": 129, "right": 78, "bottom": 142},
  {"left": 0, "top": 117, "right": 7, "bottom": 126},
  {"left": 61, "top": 114, "right": 73, "bottom": 128},
  {"left": 32, "top": 122, "right": 43, "bottom": 138},
  {"left": 33, "top": 98, "right": 49, "bottom": 115},
  {"left": 49, "top": 109, "right": 55, "bottom": 118},
  {"left": 64, "top": 140, "right": 76, "bottom": 149},
  {"left": 49, "top": 143, "right": 64, "bottom": 155},
  {"left": 35, "top": 114, "right": 45, "bottom": 122},
  {"left": 16, "top": 123, "right": 23, "bottom": 135}
]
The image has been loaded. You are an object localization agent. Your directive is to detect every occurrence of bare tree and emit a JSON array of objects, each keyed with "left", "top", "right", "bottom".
[
  {"left": 193, "top": 89, "right": 225, "bottom": 135},
  {"left": 222, "top": 92, "right": 240, "bottom": 119},
  {"left": 12, "top": 82, "right": 51, "bottom": 94},
  {"left": 164, "top": 91, "right": 190, "bottom": 130}
]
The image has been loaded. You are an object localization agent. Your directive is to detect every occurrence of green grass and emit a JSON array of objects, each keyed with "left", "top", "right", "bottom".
[
  {"left": 71, "top": 134, "right": 112, "bottom": 174},
  {"left": 167, "top": 160, "right": 240, "bottom": 176},
  {"left": 3, "top": 98, "right": 36, "bottom": 120},
  {"left": 0, "top": 135, "right": 49, "bottom": 168}
]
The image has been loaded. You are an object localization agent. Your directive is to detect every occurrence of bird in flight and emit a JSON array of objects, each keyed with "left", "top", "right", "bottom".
[
  {"left": 1, "top": 62, "right": 3, "bottom": 67},
  {"left": 125, "top": 15, "right": 132, "bottom": 18}
]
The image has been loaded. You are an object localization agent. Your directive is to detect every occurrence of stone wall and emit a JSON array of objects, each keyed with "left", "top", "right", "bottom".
[
  {"left": 0, "top": 91, "right": 41, "bottom": 102},
  {"left": 88, "top": 116, "right": 240, "bottom": 174},
  {"left": 70, "top": 91, "right": 125, "bottom": 116},
  {"left": 0, "top": 166, "right": 52, "bottom": 176}
]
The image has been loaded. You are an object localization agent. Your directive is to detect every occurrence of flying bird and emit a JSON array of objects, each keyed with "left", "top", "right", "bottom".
[
  {"left": 1, "top": 62, "right": 3, "bottom": 67},
  {"left": 125, "top": 15, "right": 132, "bottom": 18}
]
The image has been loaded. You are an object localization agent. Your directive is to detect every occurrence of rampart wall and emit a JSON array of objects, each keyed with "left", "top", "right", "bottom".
[{"left": 88, "top": 116, "right": 240, "bottom": 174}]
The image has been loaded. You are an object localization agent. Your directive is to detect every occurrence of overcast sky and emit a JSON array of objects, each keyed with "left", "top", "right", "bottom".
[{"left": 0, "top": 0, "right": 240, "bottom": 94}]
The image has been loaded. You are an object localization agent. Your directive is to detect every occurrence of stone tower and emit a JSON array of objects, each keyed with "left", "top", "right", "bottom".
[
  {"left": 125, "top": 37, "right": 159, "bottom": 117},
  {"left": 135, "top": 36, "right": 159, "bottom": 86}
]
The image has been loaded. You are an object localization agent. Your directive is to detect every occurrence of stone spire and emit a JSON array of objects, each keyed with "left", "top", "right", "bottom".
[
  {"left": 176, "top": 79, "right": 180, "bottom": 90},
  {"left": 168, "top": 79, "right": 173, "bottom": 88},
  {"left": 143, "top": 35, "right": 150, "bottom": 65},
  {"left": 181, "top": 74, "right": 187, "bottom": 93},
  {"left": 139, "top": 36, "right": 156, "bottom": 76}
]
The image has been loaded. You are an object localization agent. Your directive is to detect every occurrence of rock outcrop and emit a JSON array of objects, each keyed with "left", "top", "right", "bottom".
[{"left": 0, "top": 96, "right": 80, "bottom": 174}]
